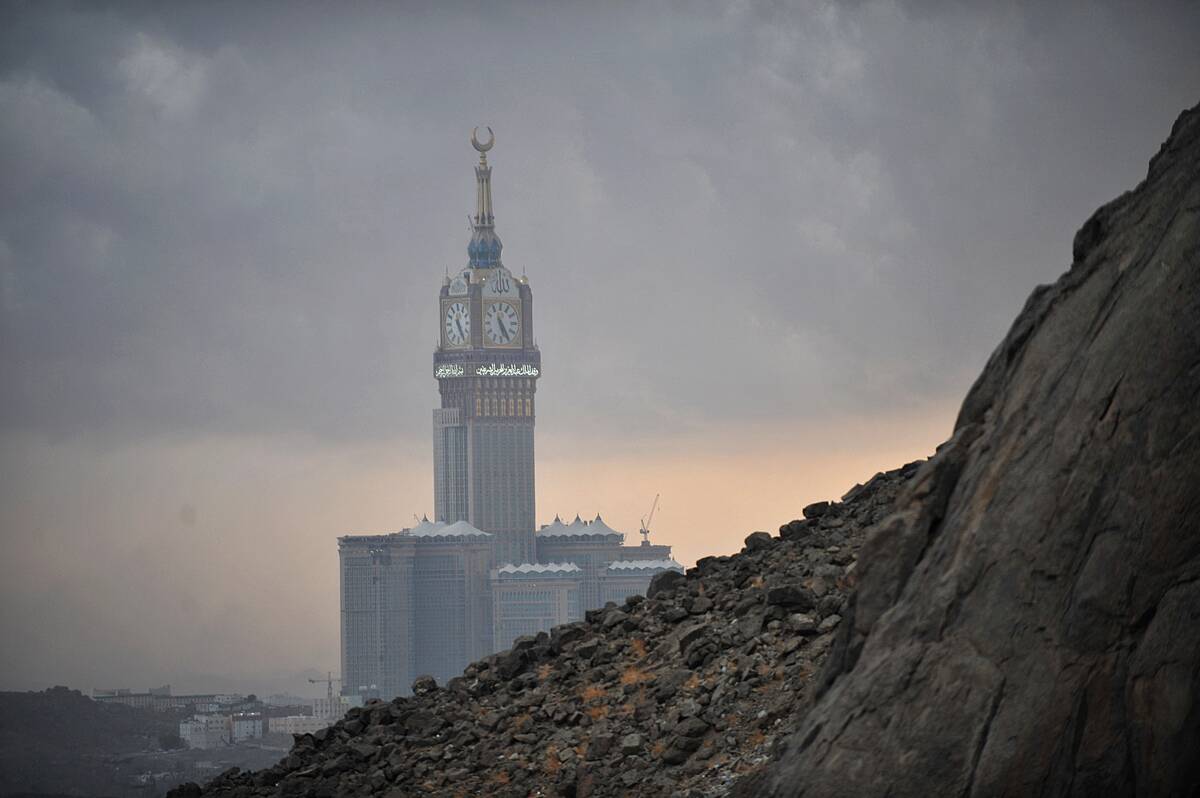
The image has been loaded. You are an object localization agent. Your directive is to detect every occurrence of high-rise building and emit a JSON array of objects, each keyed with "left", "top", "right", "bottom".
[
  {"left": 433, "top": 127, "right": 539, "bottom": 568},
  {"left": 339, "top": 130, "right": 681, "bottom": 696}
]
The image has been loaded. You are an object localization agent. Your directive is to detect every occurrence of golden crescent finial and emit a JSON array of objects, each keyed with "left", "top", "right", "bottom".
[{"left": 471, "top": 126, "right": 494, "bottom": 153}]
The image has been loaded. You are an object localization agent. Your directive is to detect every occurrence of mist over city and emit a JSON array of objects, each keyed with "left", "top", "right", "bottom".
[{"left": 2, "top": 2, "right": 1198, "bottom": 796}]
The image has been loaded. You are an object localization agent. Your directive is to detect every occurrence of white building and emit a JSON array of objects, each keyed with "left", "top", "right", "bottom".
[
  {"left": 179, "top": 715, "right": 228, "bottom": 750},
  {"left": 229, "top": 712, "right": 264, "bottom": 743},
  {"left": 312, "top": 695, "right": 353, "bottom": 721},
  {"left": 599, "top": 559, "right": 685, "bottom": 607}
]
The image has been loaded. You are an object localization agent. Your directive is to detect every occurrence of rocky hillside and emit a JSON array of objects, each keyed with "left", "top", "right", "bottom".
[
  {"left": 171, "top": 463, "right": 917, "bottom": 798},
  {"left": 738, "top": 103, "right": 1200, "bottom": 797},
  {"left": 172, "top": 103, "right": 1199, "bottom": 798}
]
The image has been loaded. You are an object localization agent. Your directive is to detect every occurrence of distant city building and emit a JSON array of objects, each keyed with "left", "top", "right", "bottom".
[
  {"left": 229, "top": 712, "right": 265, "bottom": 743},
  {"left": 268, "top": 714, "right": 330, "bottom": 735},
  {"left": 311, "top": 694, "right": 353, "bottom": 722},
  {"left": 179, "top": 711, "right": 267, "bottom": 748},
  {"left": 491, "top": 562, "right": 583, "bottom": 649},
  {"left": 339, "top": 131, "right": 681, "bottom": 698},
  {"left": 179, "top": 715, "right": 229, "bottom": 750},
  {"left": 93, "top": 687, "right": 242, "bottom": 713}
]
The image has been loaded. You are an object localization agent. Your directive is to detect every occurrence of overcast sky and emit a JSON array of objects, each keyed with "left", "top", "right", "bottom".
[{"left": 1, "top": 1, "right": 1196, "bottom": 695}]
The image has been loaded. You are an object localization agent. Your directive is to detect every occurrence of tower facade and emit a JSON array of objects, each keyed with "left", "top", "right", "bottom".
[{"left": 433, "top": 128, "right": 540, "bottom": 567}]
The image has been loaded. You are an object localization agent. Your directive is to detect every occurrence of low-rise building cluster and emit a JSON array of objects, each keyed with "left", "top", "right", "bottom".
[
  {"left": 340, "top": 514, "right": 682, "bottom": 697},
  {"left": 90, "top": 686, "right": 357, "bottom": 750}
]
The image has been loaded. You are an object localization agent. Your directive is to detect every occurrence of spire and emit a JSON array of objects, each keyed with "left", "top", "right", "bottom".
[{"left": 468, "top": 126, "right": 503, "bottom": 269}]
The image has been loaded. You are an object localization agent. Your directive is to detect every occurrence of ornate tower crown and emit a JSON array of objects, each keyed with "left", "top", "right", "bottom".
[{"left": 468, "top": 126, "right": 503, "bottom": 269}]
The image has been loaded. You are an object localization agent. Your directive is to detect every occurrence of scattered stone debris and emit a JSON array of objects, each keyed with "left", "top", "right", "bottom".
[{"left": 169, "top": 461, "right": 920, "bottom": 798}]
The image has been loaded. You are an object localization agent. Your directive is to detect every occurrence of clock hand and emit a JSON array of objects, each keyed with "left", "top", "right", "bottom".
[
  {"left": 498, "top": 318, "right": 510, "bottom": 341},
  {"left": 455, "top": 318, "right": 465, "bottom": 340}
]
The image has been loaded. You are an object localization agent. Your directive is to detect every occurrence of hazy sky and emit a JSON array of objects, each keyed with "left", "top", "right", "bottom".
[{"left": 1, "top": 1, "right": 1197, "bottom": 695}]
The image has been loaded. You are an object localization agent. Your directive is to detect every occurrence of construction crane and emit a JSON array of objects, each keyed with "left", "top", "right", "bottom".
[
  {"left": 639, "top": 494, "right": 660, "bottom": 545},
  {"left": 308, "top": 671, "right": 342, "bottom": 702}
]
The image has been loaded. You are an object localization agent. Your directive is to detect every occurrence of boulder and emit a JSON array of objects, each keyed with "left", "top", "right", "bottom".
[
  {"left": 647, "top": 570, "right": 685, "bottom": 598},
  {"left": 801, "top": 502, "right": 830, "bottom": 519},
  {"left": 620, "top": 733, "right": 644, "bottom": 755},
  {"left": 410, "top": 675, "right": 437, "bottom": 696},
  {"left": 765, "top": 584, "right": 816, "bottom": 611},
  {"left": 743, "top": 531, "right": 774, "bottom": 552}
]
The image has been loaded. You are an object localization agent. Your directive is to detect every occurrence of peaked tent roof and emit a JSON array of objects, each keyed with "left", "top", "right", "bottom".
[{"left": 606, "top": 559, "right": 684, "bottom": 572}]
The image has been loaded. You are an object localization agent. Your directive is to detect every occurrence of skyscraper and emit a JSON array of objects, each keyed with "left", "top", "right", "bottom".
[
  {"left": 340, "top": 130, "right": 680, "bottom": 696},
  {"left": 433, "top": 127, "right": 540, "bottom": 567}
]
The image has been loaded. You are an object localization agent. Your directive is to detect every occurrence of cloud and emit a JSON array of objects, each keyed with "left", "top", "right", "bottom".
[
  {"left": 0, "top": 0, "right": 1197, "bottom": 690},
  {"left": 2, "top": 2, "right": 1197, "bottom": 443},
  {"left": 118, "top": 32, "right": 209, "bottom": 119}
]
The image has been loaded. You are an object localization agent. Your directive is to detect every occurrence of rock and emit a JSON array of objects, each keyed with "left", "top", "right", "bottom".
[
  {"left": 801, "top": 501, "right": 830, "bottom": 519},
  {"left": 620, "top": 733, "right": 644, "bottom": 755},
  {"left": 663, "top": 606, "right": 689, "bottom": 623},
  {"left": 511, "top": 634, "right": 539, "bottom": 652},
  {"left": 495, "top": 648, "right": 527, "bottom": 679},
  {"left": 672, "top": 622, "right": 709, "bottom": 654},
  {"left": 743, "top": 531, "right": 774, "bottom": 552},
  {"left": 587, "top": 733, "right": 614, "bottom": 759},
  {"left": 805, "top": 576, "right": 829, "bottom": 598},
  {"left": 741, "top": 104, "right": 1200, "bottom": 798},
  {"left": 778, "top": 519, "right": 811, "bottom": 541},
  {"left": 411, "top": 675, "right": 437, "bottom": 696},
  {"left": 551, "top": 624, "right": 587, "bottom": 650},
  {"left": 675, "top": 717, "right": 710, "bottom": 738},
  {"left": 732, "top": 594, "right": 762, "bottom": 616},
  {"left": 765, "top": 584, "right": 816, "bottom": 611},
  {"left": 817, "top": 613, "right": 840, "bottom": 633},
  {"left": 736, "top": 612, "right": 763, "bottom": 641},
  {"left": 786, "top": 613, "right": 818, "bottom": 634},
  {"left": 661, "top": 746, "right": 691, "bottom": 765},
  {"left": 602, "top": 609, "right": 629, "bottom": 629},
  {"left": 647, "top": 570, "right": 685, "bottom": 598},
  {"left": 574, "top": 638, "right": 600, "bottom": 659}
]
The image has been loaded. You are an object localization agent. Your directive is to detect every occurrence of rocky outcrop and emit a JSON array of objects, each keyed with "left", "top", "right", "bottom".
[
  {"left": 168, "top": 464, "right": 918, "bottom": 798},
  {"left": 739, "top": 104, "right": 1200, "bottom": 797}
]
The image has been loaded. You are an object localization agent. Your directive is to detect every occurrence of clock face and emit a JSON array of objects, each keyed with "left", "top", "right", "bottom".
[
  {"left": 484, "top": 302, "right": 520, "bottom": 345},
  {"left": 444, "top": 302, "right": 469, "bottom": 346}
]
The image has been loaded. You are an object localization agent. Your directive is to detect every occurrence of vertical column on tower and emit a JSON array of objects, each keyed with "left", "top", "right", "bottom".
[
  {"left": 433, "top": 407, "right": 468, "bottom": 523},
  {"left": 468, "top": 398, "right": 535, "bottom": 566}
]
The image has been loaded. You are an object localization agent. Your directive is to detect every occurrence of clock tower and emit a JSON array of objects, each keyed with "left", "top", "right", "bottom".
[{"left": 432, "top": 128, "right": 540, "bottom": 566}]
